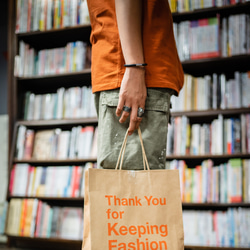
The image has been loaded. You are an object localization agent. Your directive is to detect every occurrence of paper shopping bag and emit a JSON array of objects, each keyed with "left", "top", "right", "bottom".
[
  {"left": 82, "top": 168, "right": 91, "bottom": 249},
  {"left": 82, "top": 128, "right": 184, "bottom": 250}
]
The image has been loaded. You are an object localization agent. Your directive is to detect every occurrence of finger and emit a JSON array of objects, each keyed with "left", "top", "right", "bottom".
[
  {"left": 135, "top": 104, "right": 145, "bottom": 130},
  {"left": 119, "top": 108, "right": 130, "bottom": 123},
  {"left": 128, "top": 107, "right": 138, "bottom": 135},
  {"left": 135, "top": 117, "right": 143, "bottom": 130},
  {"left": 116, "top": 95, "right": 125, "bottom": 117}
]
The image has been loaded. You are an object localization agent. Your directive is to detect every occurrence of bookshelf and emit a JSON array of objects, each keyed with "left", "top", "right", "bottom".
[
  {"left": 7, "top": 0, "right": 95, "bottom": 248},
  {"left": 6, "top": 0, "right": 250, "bottom": 249},
  {"left": 172, "top": 1, "right": 250, "bottom": 21},
  {"left": 181, "top": 55, "right": 250, "bottom": 76},
  {"left": 169, "top": 2, "right": 250, "bottom": 248},
  {"left": 6, "top": 237, "right": 250, "bottom": 250}
]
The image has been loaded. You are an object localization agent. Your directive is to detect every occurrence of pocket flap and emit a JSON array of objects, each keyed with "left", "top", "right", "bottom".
[{"left": 101, "top": 89, "right": 171, "bottom": 112}]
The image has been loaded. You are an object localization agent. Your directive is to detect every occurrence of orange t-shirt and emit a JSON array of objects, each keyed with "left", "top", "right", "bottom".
[{"left": 87, "top": 0, "right": 184, "bottom": 94}]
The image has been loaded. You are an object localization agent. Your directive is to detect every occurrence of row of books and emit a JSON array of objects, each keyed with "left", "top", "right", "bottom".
[
  {"left": 5, "top": 200, "right": 250, "bottom": 246},
  {"left": 183, "top": 208, "right": 250, "bottom": 247},
  {"left": 15, "top": 125, "right": 98, "bottom": 160},
  {"left": 6, "top": 199, "right": 83, "bottom": 240},
  {"left": 171, "top": 72, "right": 250, "bottom": 112},
  {"left": 167, "top": 158, "right": 250, "bottom": 203},
  {"left": 16, "top": 0, "right": 90, "bottom": 33},
  {"left": 167, "top": 114, "right": 250, "bottom": 156},
  {"left": 174, "top": 14, "right": 250, "bottom": 61},
  {"left": 9, "top": 163, "right": 95, "bottom": 198},
  {"left": 0, "top": 202, "right": 8, "bottom": 235},
  {"left": 221, "top": 14, "right": 250, "bottom": 57},
  {"left": 169, "top": 0, "right": 250, "bottom": 13},
  {"left": 15, "top": 40, "right": 91, "bottom": 77},
  {"left": 23, "top": 86, "right": 96, "bottom": 121}
]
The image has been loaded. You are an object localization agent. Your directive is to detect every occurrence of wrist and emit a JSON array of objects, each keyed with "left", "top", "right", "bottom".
[
  {"left": 125, "top": 66, "right": 145, "bottom": 74},
  {"left": 124, "top": 63, "right": 147, "bottom": 67}
]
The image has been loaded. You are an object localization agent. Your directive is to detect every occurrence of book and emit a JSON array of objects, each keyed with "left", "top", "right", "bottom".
[
  {"left": 32, "top": 166, "right": 43, "bottom": 196},
  {"left": 183, "top": 208, "right": 250, "bottom": 247},
  {"left": 34, "top": 200, "right": 43, "bottom": 237},
  {"left": 11, "top": 164, "right": 30, "bottom": 196},
  {"left": 169, "top": 158, "right": 250, "bottom": 203},
  {"left": 241, "top": 72, "right": 250, "bottom": 108},
  {"left": 41, "top": 204, "right": 51, "bottom": 237},
  {"left": 10, "top": 164, "right": 90, "bottom": 198},
  {"left": 6, "top": 199, "right": 23, "bottom": 236},
  {"left": 32, "top": 130, "right": 55, "bottom": 160},
  {"left": 22, "top": 199, "right": 34, "bottom": 236},
  {"left": 23, "top": 85, "right": 95, "bottom": 121},
  {"left": 16, "top": 40, "right": 88, "bottom": 77},
  {"left": 56, "top": 130, "right": 70, "bottom": 159},
  {"left": 172, "top": 71, "right": 249, "bottom": 112},
  {"left": 59, "top": 207, "right": 83, "bottom": 239},
  {"left": 36, "top": 167, "right": 47, "bottom": 196},
  {"left": 243, "top": 160, "right": 250, "bottom": 202},
  {"left": 50, "top": 206, "right": 61, "bottom": 238},
  {"left": 19, "top": 199, "right": 28, "bottom": 235},
  {"left": 233, "top": 118, "right": 241, "bottom": 153},
  {"left": 16, "top": 0, "right": 90, "bottom": 33},
  {"left": 15, "top": 125, "right": 27, "bottom": 159},
  {"left": 30, "top": 199, "right": 39, "bottom": 237},
  {"left": 175, "top": 13, "right": 249, "bottom": 61},
  {"left": 53, "top": 167, "right": 71, "bottom": 197},
  {"left": 228, "top": 158, "right": 243, "bottom": 203},
  {"left": 23, "top": 129, "right": 35, "bottom": 159},
  {"left": 191, "top": 124, "right": 200, "bottom": 155}
]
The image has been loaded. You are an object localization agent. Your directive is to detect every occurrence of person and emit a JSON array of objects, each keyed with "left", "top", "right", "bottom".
[{"left": 86, "top": 0, "right": 184, "bottom": 170}]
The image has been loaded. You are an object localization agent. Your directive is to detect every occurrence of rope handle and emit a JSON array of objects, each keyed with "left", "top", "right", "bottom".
[{"left": 115, "top": 127, "right": 150, "bottom": 171}]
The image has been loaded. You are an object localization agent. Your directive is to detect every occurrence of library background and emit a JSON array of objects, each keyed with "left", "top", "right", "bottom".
[{"left": 0, "top": 0, "right": 250, "bottom": 249}]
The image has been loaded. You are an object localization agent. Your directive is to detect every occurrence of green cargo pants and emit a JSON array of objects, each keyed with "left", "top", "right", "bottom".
[{"left": 94, "top": 88, "right": 174, "bottom": 170}]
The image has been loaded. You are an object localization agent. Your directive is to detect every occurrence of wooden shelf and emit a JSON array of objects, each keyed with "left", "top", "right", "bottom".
[
  {"left": 13, "top": 153, "right": 250, "bottom": 165},
  {"left": 16, "top": 69, "right": 91, "bottom": 92},
  {"left": 13, "top": 158, "right": 97, "bottom": 165},
  {"left": 185, "top": 246, "right": 250, "bottom": 250},
  {"left": 7, "top": 236, "right": 82, "bottom": 250},
  {"left": 13, "top": 154, "right": 250, "bottom": 166},
  {"left": 6, "top": 236, "right": 250, "bottom": 250},
  {"left": 16, "top": 108, "right": 250, "bottom": 128},
  {"left": 17, "top": 117, "right": 98, "bottom": 128},
  {"left": 8, "top": 196, "right": 250, "bottom": 209},
  {"left": 181, "top": 54, "right": 250, "bottom": 76},
  {"left": 172, "top": 108, "right": 250, "bottom": 119},
  {"left": 16, "top": 68, "right": 91, "bottom": 80},
  {"left": 16, "top": 24, "right": 91, "bottom": 50},
  {"left": 172, "top": 2, "right": 250, "bottom": 22},
  {"left": 183, "top": 202, "right": 250, "bottom": 209},
  {"left": 8, "top": 196, "right": 84, "bottom": 207},
  {"left": 9, "top": 196, "right": 84, "bottom": 201},
  {"left": 166, "top": 153, "right": 250, "bottom": 161},
  {"left": 16, "top": 24, "right": 91, "bottom": 36}
]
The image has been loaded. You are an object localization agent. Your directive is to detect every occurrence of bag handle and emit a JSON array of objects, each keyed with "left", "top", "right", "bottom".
[{"left": 115, "top": 127, "right": 150, "bottom": 171}]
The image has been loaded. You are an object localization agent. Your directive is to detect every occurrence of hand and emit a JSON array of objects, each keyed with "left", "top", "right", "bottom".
[{"left": 116, "top": 67, "right": 147, "bottom": 135}]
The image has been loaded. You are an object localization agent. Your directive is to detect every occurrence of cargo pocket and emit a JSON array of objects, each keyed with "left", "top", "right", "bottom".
[{"left": 97, "top": 88, "right": 172, "bottom": 170}]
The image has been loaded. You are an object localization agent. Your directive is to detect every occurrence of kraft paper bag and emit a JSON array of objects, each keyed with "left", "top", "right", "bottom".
[{"left": 82, "top": 128, "right": 184, "bottom": 250}]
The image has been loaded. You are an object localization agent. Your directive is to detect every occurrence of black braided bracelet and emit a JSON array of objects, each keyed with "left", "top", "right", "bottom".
[{"left": 124, "top": 63, "right": 147, "bottom": 67}]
